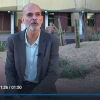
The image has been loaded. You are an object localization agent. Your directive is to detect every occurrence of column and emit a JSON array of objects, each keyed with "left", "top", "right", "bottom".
[
  {"left": 11, "top": 11, "right": 14, "bottom": 34},
  {"left": 45, "top": 11, "right": 48, "bottom": 29},
  {"left": 79, "top": 12, "right": 84, "bottom": 35},
  {"left": 21, "top": 0, "right": 26, "bottom": 31}
]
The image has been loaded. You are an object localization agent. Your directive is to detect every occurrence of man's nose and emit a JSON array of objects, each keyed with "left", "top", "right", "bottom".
[{"left": 32, "top": 14, "right": 37, "bottom": 19}]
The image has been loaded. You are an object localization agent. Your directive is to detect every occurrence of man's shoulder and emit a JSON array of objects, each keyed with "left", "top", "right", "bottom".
[
  {"left": 41, "top": 30, "right": 59, "bottom": 42},
  {"left": 47, "top": 33, "right": 59, "bottom": 43},
  {"left": 8, "top": 31, "right": 24, "bottom": 41}
]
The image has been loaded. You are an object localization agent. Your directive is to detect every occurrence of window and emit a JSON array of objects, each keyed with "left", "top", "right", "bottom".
[
  {"left": 87, "top": 13, "right": 94, "bottom": 26},
  {"left": 48, "top": 13, "right": 54, "bottom": 25},
  {"left": 68, "top": 13, "right": 71, "bottom": 26}
]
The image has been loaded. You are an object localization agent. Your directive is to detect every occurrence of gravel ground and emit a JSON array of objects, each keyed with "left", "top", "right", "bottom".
[
  {"left": 1, "top": 41, "right": 100, "bottom": 93},
  {"left": 59, "top": 41, "right": 100, "bottom": 93},
  {"left": 59, "top": 41, "right": 100, "bottom": 70}
]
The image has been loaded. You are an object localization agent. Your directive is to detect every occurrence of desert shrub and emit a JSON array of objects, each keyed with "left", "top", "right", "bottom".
[
  {"left": 0, "top": 41, "right": 6, "bottom": 52},
  {"left": 84, "top": 32, "right": 100, "bottom": 41},
  {"left": 59, "top": 58, "right": 90, "bottom": 79},
  {"left": 84, "top": 27, "right": 100, "bottom": 41}
]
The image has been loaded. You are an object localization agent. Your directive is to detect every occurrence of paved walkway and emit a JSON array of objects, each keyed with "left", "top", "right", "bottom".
[
  {"left": 0, "top": 32, "right": 84, "bottom": 41},
  {"left": 0, "top": 33, "right": 10, "bottom": 41}
]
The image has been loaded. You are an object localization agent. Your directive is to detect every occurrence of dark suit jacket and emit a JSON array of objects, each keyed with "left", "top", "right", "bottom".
[{"left": 5, "top": 29, "right": 59, "bottom": 94}]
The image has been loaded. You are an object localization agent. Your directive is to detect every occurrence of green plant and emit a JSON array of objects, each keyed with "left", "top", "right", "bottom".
[
  {"left": 84, "top": 32, "right": 100, "bottom": 41},
  {"left": 84, "top": 27, "right": 100, "bottom": 41},
  {"left": 0, "top": 41, "right": 6, "bottom": 52},
  {"left": 59, "top": 58, "right": 90, "bottom": 79},
  {"left": 59, "top": 58, "right": 70, "bottom": 68}
]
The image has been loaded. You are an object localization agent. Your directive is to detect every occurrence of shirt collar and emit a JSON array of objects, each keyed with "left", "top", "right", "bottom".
[{"left": 25, "top": 29, "right": 40, "bottom": 45}]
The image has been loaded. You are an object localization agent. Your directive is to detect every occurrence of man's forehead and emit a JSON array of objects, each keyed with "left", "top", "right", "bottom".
[
  {"left": 26, "top": 11, "right": 41, "bottom": 15},
  {"left": 23, "top": 3, "right": 41, "bottom": 14},
  {"left": 24, "top": 10, "right": 41, "bottom": 16}
]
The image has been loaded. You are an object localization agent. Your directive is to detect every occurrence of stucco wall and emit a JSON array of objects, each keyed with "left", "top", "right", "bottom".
[{"left": 0, "top": 0, "right": 100, "bottom": 11}]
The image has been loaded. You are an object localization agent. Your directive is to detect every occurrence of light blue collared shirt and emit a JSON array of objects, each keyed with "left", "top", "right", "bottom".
[{"left": 24, "top": 31, "right": 40, "bottom": 83}]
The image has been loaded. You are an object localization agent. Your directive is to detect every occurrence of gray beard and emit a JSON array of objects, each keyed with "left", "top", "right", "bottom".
[
  {"left": 26, "top": 24, "right": 41, "bottom": 31},
  {"left": 29, "top": 25, "right": 40, "bottom": 31}
]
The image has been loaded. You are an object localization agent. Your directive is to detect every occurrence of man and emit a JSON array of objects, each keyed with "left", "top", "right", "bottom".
[{"left": 5, "top": 3, "right": 59, "bottom": 96}]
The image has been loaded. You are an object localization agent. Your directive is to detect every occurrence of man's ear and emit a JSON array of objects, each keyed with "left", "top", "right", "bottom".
[
  {"left": 21, "top": 16, "right": 24, "bottom": 23},
  {"left": 41, "top": 16, "right": 43, "bottom": 24}
]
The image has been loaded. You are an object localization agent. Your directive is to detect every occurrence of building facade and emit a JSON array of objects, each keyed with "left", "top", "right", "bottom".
[{"left": 0, "top": 0, "right": 100, "bottom": 34}]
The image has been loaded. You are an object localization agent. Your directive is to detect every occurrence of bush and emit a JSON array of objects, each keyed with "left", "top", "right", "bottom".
[
  {"left": 84, "top": 27, "right": 100, "bottom": 41},
  {"left": 59, "top": 58, "right": 90, "bottom": 79},
  {"left": 84, "top": 32, "right": 100, "bottom": 41},
  {"left": 0, "top": 41, "right": 6, "bottom": 52}
]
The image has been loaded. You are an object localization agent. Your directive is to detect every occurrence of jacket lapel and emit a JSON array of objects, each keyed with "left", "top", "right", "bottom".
[
  {"left": 18, "top": 30, "right": 26, "bottom": 81},
  {"left": 37, "top": 30, "right": 47, "bottom": 82},
  {"left": 18, "top": 30, "right": 47, "bottom": 82}
]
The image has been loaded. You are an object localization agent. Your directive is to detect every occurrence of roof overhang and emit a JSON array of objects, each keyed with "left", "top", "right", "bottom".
[
  {"left": 0, "top": 6, "right": 17, "bottom": 11},
  {"left": 0, "top": 7, "right": 100, "bottom": 13}
]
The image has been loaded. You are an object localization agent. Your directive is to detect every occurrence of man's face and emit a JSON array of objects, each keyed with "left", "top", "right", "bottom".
[{"left": 22, "top": 5, "right": 43, "bottom": 31}]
